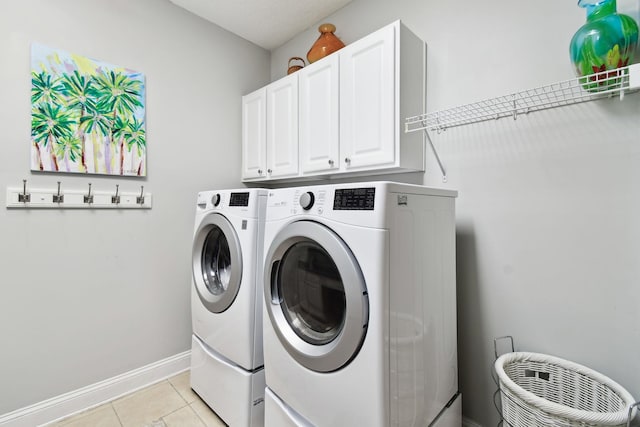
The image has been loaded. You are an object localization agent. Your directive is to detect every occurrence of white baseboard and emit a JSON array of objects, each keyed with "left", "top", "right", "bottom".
[
  {"left": 462, "top": 416, "right": 484, "bottom": 427},
  {"left": 0, "top": 351, "right": 191, "bottom": 427}
]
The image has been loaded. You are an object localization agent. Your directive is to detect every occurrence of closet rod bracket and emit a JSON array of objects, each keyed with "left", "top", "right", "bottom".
[{"left": 423, "top": 128, "right": 447, "bottom": 182}]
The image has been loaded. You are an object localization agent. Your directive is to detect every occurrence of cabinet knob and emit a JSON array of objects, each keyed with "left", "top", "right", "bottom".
[
  {"left": 328, "top": 159, "right": 334, "bottom": 166},
  {"left": 344, "top": 158, "right": 351, "bottom": 164},
  {"left": 258, "top": 169, "right": 263, "bottom": 175},
  {"left": 267, "top": 169, "right": 273, "bottom": 174}
]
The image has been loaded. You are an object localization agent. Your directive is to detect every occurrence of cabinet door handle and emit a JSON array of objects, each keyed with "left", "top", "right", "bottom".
[
  {"left": 344, "top": 158, "right": 351, "bottom": 164},
  {"left": 267, "top": 169, "right": 273, "bottom": 174},
  {"left": 258, "top": 169, "right": 263, "bottom": 175},
  {"left": 328, "top": 159, "right": 334, "bottom": 166}
]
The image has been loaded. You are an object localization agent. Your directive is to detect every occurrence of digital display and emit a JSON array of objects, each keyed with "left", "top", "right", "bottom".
[
  {"left": 229, "top": 192, "right": 250, "bottom": 207},
  {"left": 333, "top": 188, "right": 375, "bottom": 210}
]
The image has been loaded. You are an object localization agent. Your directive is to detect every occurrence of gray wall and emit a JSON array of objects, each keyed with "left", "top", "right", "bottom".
[
  {"left": 2, "top": 0, "right": 639, "bottom": 423},
  {"left": 272, "top": 0, "right": 640, "bottom": 425},
  {"left": 0, "top": 0, "right": 269, "bottom": 414}
]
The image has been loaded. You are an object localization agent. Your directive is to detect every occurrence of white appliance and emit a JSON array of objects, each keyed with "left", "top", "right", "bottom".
[
  {"left": 191, "top": 188, "right": 267, "bottom": 427},
  {"left": 262, "top": 182, "right": 460, "bottom": 427}
]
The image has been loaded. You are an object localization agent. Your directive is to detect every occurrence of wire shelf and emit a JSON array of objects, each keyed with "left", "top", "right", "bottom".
[{"left": 405, "top": 64, "right": 640, "bottom": 133}]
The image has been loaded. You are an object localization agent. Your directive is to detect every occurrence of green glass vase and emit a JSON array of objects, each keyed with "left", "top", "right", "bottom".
[{"left": 569, "top": 0, "right": 639, "bottom": 90}]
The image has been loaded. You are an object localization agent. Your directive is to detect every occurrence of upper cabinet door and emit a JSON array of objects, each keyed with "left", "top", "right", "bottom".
[
  {"left": 241, "top": 87, "right": 267, "bottom": 180},
  {"left": 267, "top": 74, "right": 299, "bottom": 178},
  {"left": 299, "top": 55, "right": 340, "bottom": 174},
  {"left": 340, "top": 23, "right": 396, "bottom": 170}
]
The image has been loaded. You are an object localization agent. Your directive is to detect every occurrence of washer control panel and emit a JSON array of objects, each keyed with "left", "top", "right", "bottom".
[
  {"left": 291, "top": 189, "right": 327, "bottom": 215},
  {"left": 229, "top": 192, "right": 250, "bottom": 207},
  {"left": 197, "top": 191, "right": 253, "bottom": 210},
  {"left": 288, "top": 187, "right": 376, "bottom": 214},
  {"left": 333, "top": 188, "right": 376, "bottom": 210}
]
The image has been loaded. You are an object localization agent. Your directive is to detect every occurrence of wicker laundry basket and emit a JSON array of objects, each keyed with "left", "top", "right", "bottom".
[{"left": 495, "top": 352, "right": 636, "bottom": 427}]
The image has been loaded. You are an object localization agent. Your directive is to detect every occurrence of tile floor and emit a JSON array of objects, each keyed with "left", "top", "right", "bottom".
[{"left": 48, "top": 371, "right": 226, "bottom": 427}]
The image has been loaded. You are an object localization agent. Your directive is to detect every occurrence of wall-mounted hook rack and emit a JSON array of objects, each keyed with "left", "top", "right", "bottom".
[{"left": 6, "top": 181, "right": 152, "bottom": 209}]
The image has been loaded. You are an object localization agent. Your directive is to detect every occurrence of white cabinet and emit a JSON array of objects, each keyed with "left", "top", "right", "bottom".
[
  {"left": 339, "top": 22, "right": 396, "bottom": 171},
  {"left": 241, "top": 87, "right": 266, "bottom": 180},
  {"left": 299, "top": 54, "right": 340, "bottom": 174},
  {"left": 266, "top": 74, "right": 299, "bottom": 179},
  {"left": 242, "top": 74, "right": 298, "bottom": 180},
  {"left": 242, "top": 20, "right": 425, "bottom": 182}
]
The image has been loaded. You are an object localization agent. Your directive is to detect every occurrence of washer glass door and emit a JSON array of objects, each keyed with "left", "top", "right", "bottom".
[
  {"left": 265, "top": 221, "right": 368, "bottom": 372},
  {"left": 279, "top": 241, "right": 346, "bottom": 345},
  {"left": 192, "top": 213, "right": 242, "bottom": 313}
]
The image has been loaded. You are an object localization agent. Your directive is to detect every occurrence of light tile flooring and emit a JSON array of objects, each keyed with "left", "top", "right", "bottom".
[{"left": 48, "top": 371, "right": 226, "bottom": 427}]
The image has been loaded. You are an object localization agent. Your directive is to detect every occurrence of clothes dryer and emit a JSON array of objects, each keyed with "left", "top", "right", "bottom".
[
  {"left": 262, "top": 182, "right": 460, "bottom": 427},
  {"left": 191, "top": 188, "right": 267, "bottom": 427}
]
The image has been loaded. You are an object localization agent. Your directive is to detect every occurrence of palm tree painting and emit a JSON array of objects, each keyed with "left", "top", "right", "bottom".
[{"left": 31, "top": 43, "right": 146, "bottom": 176}]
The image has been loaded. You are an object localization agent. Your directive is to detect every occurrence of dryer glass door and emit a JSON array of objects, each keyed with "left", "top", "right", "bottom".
[
  {"left": 264, "top": 221, "right": 368, "bottom": 373},
  {"left": 192, "top": 213, "right": 242, "bottom": 313}
]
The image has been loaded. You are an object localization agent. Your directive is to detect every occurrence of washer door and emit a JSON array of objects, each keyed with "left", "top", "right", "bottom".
[
  {"left": 264, "top": 221, "right": 368, "bottom": 372},
  {"left": 192, "top": 213, "right": 242, "bottom": 313}
]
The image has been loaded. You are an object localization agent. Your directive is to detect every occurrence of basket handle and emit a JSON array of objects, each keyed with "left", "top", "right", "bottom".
[
  {"left": 493, "top": 336, "right": 515, "bottom": 427},
  {"left": 288, "top": 57, "right": 305, "bottom": 68},
  {"left": 627, "top": 401, "right": 639, "bottom": 427},
  {"left": 494, "top": 336, "right": 514, "bottom": 360}
]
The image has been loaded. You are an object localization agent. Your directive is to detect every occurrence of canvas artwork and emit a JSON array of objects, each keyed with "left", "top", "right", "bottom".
[{"left": 30, "top": 43, "right": 146, "bottom": 176}]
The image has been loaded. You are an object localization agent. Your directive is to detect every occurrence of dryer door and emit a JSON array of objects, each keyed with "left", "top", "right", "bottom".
[
  {"left": 264, "top": 220, "right": 368, "bottom": 372},
  {"left": 192, "top": 213, "right": 242, "bottom": 313}
]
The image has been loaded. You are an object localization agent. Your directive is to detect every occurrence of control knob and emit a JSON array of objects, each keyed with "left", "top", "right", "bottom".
[
  {"left": 212, "top": 193, "right": 221, "bottom": 207},
  {"left": 299, "top": 191, "right": 315, "bottom": 210}
]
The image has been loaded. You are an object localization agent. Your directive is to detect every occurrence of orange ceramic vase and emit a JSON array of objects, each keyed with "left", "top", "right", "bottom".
[{"left": 307, "top": 23, "right": 345, "bottom": 64}]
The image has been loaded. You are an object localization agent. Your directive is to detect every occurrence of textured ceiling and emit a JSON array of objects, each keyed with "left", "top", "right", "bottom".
[{"left": 169, "top": 0, "right": 353, "bottom": 50}]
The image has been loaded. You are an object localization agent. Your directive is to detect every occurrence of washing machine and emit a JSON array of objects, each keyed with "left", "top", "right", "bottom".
[
  {"left": 262, "top": 182, "right": 461, "bottom": 427},
  {"left": 190, "top": 188, "right": 267, "bottom": 427}
]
